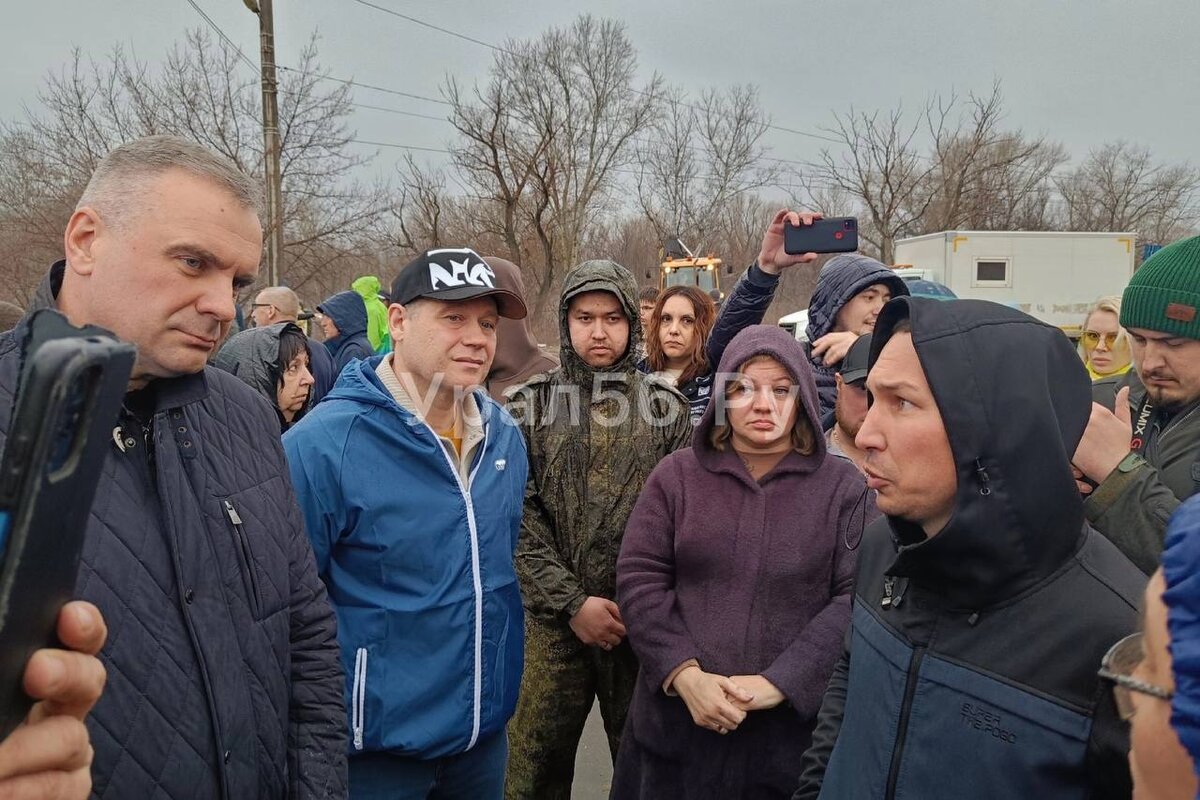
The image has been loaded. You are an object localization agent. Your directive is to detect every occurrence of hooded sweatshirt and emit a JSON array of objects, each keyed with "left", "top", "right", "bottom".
[
  {"left": 214, "top": 322, "right": 309, "bottom": 431},
  {"left": 796, "top": 297, "right": 1145, "bottom": 800},
  {"left": 483, "top": 256, "right": 558, "bottom": 403},
  {"left": 804, "top": 254, "right": 909, "bottom": 417},
  {"left": 614, "top": 325, "right": 875, "bottom": 799},
  {"left": 505, "top": 260, "right": 693, "bottom": 620},
  {"left": 318, "top": 291, "right": 373, "bottom": 373},
  {"left": 351, "top": 275, "right": 391, "bottom": 354}
]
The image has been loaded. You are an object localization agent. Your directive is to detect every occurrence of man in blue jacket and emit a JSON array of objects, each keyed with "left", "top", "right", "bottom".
[{"left": 284, "top": 247, "right": 530, "bottom": 799}]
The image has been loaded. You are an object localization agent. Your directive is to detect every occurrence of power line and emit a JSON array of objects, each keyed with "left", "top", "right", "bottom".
[
  {"left": 342, "top": 0, "right": 843, "bottom": 146},
  {"left": 180, "top": 0, "right": 257, "bottom": 70},
  {"left": 278, "top": 65, "right": 453, "bottom": 106}
]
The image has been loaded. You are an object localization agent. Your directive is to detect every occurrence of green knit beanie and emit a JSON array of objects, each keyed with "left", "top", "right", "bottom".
[{"left": 1121, "top": 235, "right": 1200, "bottom": 340}]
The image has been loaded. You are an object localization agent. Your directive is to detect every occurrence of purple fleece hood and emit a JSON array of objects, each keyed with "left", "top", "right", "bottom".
[{"left": 694, "top": 324, "right": 826, "bottom": 467}]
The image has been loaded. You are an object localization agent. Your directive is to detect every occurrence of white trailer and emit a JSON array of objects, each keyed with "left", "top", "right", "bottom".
[{"left": 892, "top": 230, "right": 1136, "bottom": 329}]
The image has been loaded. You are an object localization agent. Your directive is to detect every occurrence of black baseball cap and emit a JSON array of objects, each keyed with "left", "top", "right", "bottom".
[
  {"left": 390, "top": 248, "right": 528, "bottom": 319},
  {"left": 838, "top": 333, "right": 873, "bottom": 386}
]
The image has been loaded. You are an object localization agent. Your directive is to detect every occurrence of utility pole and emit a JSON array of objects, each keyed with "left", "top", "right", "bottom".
[{"left": 245, "top": 0, "right": 285, "bottom": 286}]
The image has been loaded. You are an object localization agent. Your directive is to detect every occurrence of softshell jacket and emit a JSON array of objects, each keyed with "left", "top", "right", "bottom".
[
  {"left": 351, "top": 275, "right": 391, "bottom": 354},
  {"left": 804, "top": 255, "right": 909, "bottom": 417},
  {"left": 0, "top": 263, "right": 347, "bottom": 799},
  {"left": 1085, "top": 383, "right": 1200, "bottom": 574},
  {"left": 795, "top": 298, "right": 1144, "bottom": 800},
  {"left": 214, "top": 321, "right": 308, "bottom": 431},
  {"left": 318, "top": 291, "right": 373, "bottom": 373},
  {"left": 505, "top": 260, "right": 693, "bottom": 621},
  {"left": 283, "top": 357, "right": 528, "bottom": 759},
  {"left": 615, "top": 325, "right": 875, "bottom": 799}
]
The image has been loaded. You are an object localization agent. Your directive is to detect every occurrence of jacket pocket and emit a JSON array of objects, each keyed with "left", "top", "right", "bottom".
[
  {"left": 351, "top": 646, "right": 368, "bottom": 751},
  {"left": 224, "top": 498, "right": 264, "bottom": 618}
]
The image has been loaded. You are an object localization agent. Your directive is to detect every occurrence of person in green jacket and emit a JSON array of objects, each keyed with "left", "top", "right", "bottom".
[
  {"left": 352, "top": 275, "right": 391, "bottom": 354},
  {"left": 504, "top": 260, "right": 693, "bottom": 799},
  {"left": 1075, "top": 234, "right": 1200, "bottom": 574}
]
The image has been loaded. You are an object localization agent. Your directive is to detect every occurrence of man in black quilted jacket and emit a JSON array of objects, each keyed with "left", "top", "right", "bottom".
[{"left": 0, "top": 136, "right": 347, "bottom": 798}]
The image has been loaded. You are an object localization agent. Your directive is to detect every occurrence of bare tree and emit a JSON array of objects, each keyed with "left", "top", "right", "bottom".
[
  {"left": 807, "top": 103, "right": 937, "bottom": 263},
  {"left": 635, "top": 85, "right": 778, "bottom": 250},
  {"left": 919, "top": 84, "right": 1067, "bottom": 232},
  {"left": 392, "top": 154, "right": 449, "bottom": 254},
  {"left": 1056, "top": 141, "right": 1200, "bottom": 243},
  {"left": 445, "top": 15, "right": 662, "bottom": 317},
  {"left": 0, "top": 29, "right": 392, "bottom": 302}
]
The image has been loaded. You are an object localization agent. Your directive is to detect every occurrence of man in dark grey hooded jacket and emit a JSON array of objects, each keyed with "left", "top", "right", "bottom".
[
  {"left": 504, "top": 260, "right": 692, "bottom": 799},
  {"left": 794, "top": 298, "right": 1143, "bottom": 800}
]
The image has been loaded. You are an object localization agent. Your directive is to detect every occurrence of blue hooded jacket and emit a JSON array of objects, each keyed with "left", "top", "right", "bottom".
[
  {"left": 282, "top": 357, "right": 528, "bottom": 759},
  {"left": 1163, "top": 494, "right": 1200, "bottom": 795},
  {"left": 318, "top": 291, "right": 374, "bottom": 374},
  {"left": 804, "top": 254, "right": 909, "bottom": 418}
]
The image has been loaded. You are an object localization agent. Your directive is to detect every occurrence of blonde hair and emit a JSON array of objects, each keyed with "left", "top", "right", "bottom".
[
  {"left": 708, "top": 354, "right": 816, "bottom": 456},
  {"left": 1078, "top": 295, "right": 1129, "bottom": 361}
]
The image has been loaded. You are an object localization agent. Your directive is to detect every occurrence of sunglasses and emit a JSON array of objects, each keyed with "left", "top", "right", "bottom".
[
  {"left": 1097, "top": 633, "right": 1173, "bottom": 721},
  {"left": 1081, "top": 331, "right": 1121, "bottom": 349}
]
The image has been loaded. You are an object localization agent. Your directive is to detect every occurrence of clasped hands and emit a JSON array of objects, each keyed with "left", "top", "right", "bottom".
[{"left": 671, "top": 665, "right": 784, "bottom": 736}]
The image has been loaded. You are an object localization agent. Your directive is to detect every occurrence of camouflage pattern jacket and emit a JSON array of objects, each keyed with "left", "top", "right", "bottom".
[{"left": 507, "top": 260, "right": 693, "bottom": 621}]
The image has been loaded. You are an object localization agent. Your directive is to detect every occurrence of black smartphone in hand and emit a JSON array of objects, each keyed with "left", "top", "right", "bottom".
[
  {"left": 783, "top": 217, "right": 859, "bottom": 255},
  {"left": 0, "top": 310, "right": 134, "bottom": 736}
]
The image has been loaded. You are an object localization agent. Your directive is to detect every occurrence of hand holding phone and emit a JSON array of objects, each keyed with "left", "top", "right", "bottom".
[
  {"left": 0, "top": 311, "right": 133, "bottom": 737},
  {"left": 757, "top": 209, "right": 825, "bottom": 275},
  {"left": 783, "top": 216, "right": 858, "bottom": 255}
]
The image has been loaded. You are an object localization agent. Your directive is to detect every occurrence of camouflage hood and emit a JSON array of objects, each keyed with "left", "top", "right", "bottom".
[{"left": 558, "top": 260, "right": 642, "bottom": 384}]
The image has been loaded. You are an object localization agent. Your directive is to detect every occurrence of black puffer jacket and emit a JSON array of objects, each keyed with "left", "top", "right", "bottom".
[
  {"left": 795, "top": 298, "right": 1144, "bottom": 800},
  {"left": 0, "top": 263, "right": 348, "bottom": 799}
]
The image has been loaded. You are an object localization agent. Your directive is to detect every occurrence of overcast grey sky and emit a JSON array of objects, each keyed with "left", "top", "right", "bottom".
[{"left": 2, "top": 0, "right": 1197, "bottom": 187}]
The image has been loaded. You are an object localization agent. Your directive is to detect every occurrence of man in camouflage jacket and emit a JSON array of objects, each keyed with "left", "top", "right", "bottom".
[{"left": 504, "top": 260, "right": 692, "bottom": 799}]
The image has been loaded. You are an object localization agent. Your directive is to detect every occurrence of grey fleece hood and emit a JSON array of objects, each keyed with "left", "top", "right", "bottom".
[
  {"left": 558, "top": 259, "right": 642, "bottom": 384},
  {"left": 214, "top": 322, "right": 301, "bottom": 409}
]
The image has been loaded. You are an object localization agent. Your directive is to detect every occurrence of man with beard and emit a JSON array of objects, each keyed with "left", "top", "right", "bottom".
[
  {"left": 823, "top": 333, "right": 871, "bottom": 474},
  {"left": 1074, "top": 235, "right": 1200, "bottom": 574},
  {"left": 504, "top": 260, "right": 692, "bottom": 799}
]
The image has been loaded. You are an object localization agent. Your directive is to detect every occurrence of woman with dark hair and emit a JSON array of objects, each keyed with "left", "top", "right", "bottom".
[
  {"left": 214, "top": 322, "right": 315, "bottom": 432},
  {"left": 639, "top": 285, "right": 719, "bottom": 425},
  {"left": 614, "top": 325, "right": 876, "bottom": 799}
]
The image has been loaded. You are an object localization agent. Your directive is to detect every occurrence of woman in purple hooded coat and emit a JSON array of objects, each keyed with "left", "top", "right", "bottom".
[{"left": 612, "top": 324, "right": 876, "bottom": 800}]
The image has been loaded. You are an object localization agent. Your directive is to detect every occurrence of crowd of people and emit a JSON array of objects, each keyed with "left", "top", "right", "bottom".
[{"left": 1, "top": 133, "right": 1198, "bottom": 800}]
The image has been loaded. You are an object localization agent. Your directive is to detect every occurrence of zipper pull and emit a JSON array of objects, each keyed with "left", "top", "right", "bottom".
[
  {"left": 974, "top": 459, "right": 992, "bottom": 496},
  {"left": 882, "top": 576, "right": 895, "bottom": 609},
  {"left": 223, "top": 499, "right": 243, "bottom": 525}
]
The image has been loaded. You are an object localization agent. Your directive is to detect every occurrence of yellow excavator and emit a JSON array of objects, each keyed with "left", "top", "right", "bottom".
[{"left": 657, "top": 238, "right": 728, "bottom": 299}]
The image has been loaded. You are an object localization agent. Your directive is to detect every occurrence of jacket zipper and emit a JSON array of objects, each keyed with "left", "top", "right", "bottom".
[
  {"left": 884, "top": 644, "right": 926, "bottom": 800},
  {"left": 351, "top": 647, "right": 367, "bottom": 751},
  {"left": 419, "top": 408, "right": 489, "bottom": 751},
  {"left": 224, "top": 499, "right": 262, "bottom": 615}
]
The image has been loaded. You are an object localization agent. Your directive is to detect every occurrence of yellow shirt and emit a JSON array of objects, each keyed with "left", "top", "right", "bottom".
[{"left": 374, "top": 357, "right": 484, "bottom": 483}]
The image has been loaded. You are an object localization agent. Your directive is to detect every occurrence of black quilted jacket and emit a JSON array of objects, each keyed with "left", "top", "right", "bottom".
[{"left": 0, "top": 264, "right": 348, "bottom": 799}]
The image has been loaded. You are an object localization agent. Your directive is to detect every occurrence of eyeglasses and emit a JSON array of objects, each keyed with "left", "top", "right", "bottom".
[
  {"left": 1082, "top": 331, "right": 1120, "bottom": 349},
  {"left": 250, "top": 303, "right": 277, "bottom": 312},
  {"left": 1097, "top": 633, "right": 1173, "bottom": 721}
]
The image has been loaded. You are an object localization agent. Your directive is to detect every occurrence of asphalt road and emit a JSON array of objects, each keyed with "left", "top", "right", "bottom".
[{"left": 571, "top": 701, "right": 613, "bottom": 799}]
